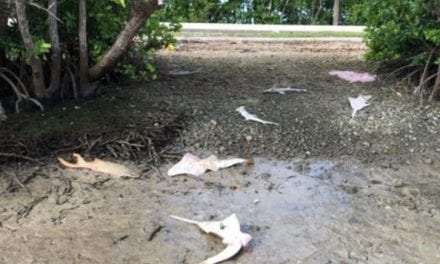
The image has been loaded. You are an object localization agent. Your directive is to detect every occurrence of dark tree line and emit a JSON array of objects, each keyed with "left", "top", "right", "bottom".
[{"left": 159, "top": 0, "right": 361, "bottom": 25}]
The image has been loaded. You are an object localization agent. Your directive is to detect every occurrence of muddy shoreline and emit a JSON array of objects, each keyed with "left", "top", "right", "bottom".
[{"left": 1, "top": 40, "right": 440, "bottom": 263}]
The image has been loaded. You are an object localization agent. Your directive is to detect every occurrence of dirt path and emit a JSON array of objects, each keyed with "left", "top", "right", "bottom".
[{"left": 1, "top": 40, "right": 440, "bottom": 264}]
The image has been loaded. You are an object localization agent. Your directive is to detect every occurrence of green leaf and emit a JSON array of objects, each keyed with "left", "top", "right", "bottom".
[
  {"left": 146, "top": 63, "right": 155, "bottom": 73},
  {"left": 33, "top": 39, "right": 52, "bottom": 56},
  {"left": 425, "top": 29, "right": 440, "bottom": 45},
  {"left": 111, "top": 0, "right": 125, "bottom": 8}
]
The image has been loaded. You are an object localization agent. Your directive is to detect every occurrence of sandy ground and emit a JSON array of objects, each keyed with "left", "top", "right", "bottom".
[{"left": 1, "top": 40, "right": 440, "bottom": 264}]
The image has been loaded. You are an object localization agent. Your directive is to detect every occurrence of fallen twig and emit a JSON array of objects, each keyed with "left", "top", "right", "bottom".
[
  {"left": 0, "top": 152, "right": 42, "bottom": 163},
  {"left": 16, "top": 196, "right": 48, "bottom": 220},
  {"left": 4, "top": 170, "right": 32, "bottom": 197},
  {"left": 112, "top": 235, "right": 129, "bottom": 244},
  {"left": 147, "top": 224, "right": 164, "bottom": 241}
]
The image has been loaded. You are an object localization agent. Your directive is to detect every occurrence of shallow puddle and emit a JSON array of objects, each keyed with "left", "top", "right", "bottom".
[{"left": 161, "top": 157, "right": 440, "bottom": 263}]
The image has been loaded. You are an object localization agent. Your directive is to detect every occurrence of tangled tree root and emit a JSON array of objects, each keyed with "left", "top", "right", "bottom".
[{"left": 0, "top": 112, "right": 186, "bottom": 165}]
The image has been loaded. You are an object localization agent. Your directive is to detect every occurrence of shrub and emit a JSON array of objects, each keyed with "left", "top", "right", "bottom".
[{"left": 353, "top": 0, "right": 440, "bottom": 99}]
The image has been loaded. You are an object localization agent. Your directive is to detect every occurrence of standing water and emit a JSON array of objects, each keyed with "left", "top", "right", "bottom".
[{"left": 0, "top": 157, "right": 439, "bottom": 263}]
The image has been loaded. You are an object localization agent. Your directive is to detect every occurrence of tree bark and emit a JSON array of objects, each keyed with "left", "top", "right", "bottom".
[
  {"left": 78, "top": 0, "right": 92, "bottom": 97},
  {"left": 0, "top": 1, "right": 8, "bottom": 67},
  {"left": 311, "top": 0, "right": 323, "bottom": 24},
  {"left": 281, "top": 0, "right": 290, "bottom": 15},
  {"left": 0, "top": 98, "right": 6, "bottom": 121},
  {"left": 47, "top": 0, "right": 61, "bottom": 96},
  {"left": 267, "top": 0, "right": 273, "bottom": 17},
  {"left": 15, "top": 0, "right": 46, "bottom": 99},
  {"left": 88, "top": 0, "right": 159, "bottom": 81},
  {"left": 333, "top": 0, "right": 340, "bottom": 25}
]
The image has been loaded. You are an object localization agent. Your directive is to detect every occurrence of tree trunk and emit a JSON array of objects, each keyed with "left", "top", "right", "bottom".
[
  {"left": 15, "top": 0, "right": 46, "bottom": 99},
  {"left": 128, "top": 0, "right": 135, "bottom": 20},
  {"left": 0, "top": 98, "right": 6, "bottom": 121},
  {"left": 0, "top": 1, "right": 8, "bottom": 67},
  {"left": 88, "top": 0, "right": 159, "bottom": 81},
  {"left": 47, "top": 0, "right": 61, "bottom": 96},
  {"left": 311, "top": 0, "right": 323, "bottom": 24},
  {"left": 78, "top": 0, "right": 93, "bottom": 97},
  {"left": 281, "top": 0, "right": 290, "bottom": 14},
  {"left": 333, "top": 0, "right": 340, "bottom": 25},
  {"left": 267, "top": 0, "right": 273, "bottom": 17}
]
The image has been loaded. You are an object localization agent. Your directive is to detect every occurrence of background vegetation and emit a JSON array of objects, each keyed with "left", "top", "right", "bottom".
[
  {"left": 353, "top": 0, "right": 440, "bottom": 100},
  {"left": 159, "top": 0, "right": 361, "bottom": 25},
  {"left": 0, "top": 0, "right": 178, "bottom": 120},
  {"left": 0, "top": 0, "right": 440, "bottom": 122}
]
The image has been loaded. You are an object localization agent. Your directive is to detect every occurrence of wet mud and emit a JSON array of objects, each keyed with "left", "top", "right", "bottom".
[
  {"left": 1, "top": 40, "right": 440, "bottom": 264},
  {"left": 0, "top": 157, "right": 439, "bottom": 263}
]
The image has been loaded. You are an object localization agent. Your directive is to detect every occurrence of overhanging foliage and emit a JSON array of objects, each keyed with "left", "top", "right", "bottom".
[{"left": 353, "top": 0, "right": 440, "bottom": 99}]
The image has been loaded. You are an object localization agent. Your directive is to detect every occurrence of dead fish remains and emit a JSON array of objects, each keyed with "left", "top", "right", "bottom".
[
  {"left": 329, "top": 70, "right": 377, "bottom": 83},
  {"left": 171, "top": 214, "right": 252, "bottom": 264},
  {"left": 168, "top": 153, "right": 251, "bottom": 177},
  {"left": 348, "top": 94, "right": 372, "bottom": 118},
  {"left": 58, "top": 153, "right": 136, "bottom": 178},
  {"left": 262, "top": 87, "right": 307, "bottom": 94},
  {"left": 168, "top": 68, "right": 202, "bottom": 76},
  {"left": 236, "top": 106, "right": 279, "bottom": 125}
]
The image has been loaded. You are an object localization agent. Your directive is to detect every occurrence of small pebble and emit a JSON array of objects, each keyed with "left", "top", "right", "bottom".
[{"left": 423, "top": 158, "right": 433, "bottom": 165}]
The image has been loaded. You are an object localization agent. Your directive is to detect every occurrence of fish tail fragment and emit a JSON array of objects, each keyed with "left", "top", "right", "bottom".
[
  {"left": 170, "top": 215, "right": 199, "bottom": 225},
  {"left": 351, "top": 110, "right": 357, "bottom": 118},
  {"left": 245, "top": 158, "right": 254, "bottom": 166},
  {"left": 72, "top": 153, "right": 88, "bottom": 165},
  {"left": 58, "top": 153, "right": 88, "bottom": 168},
  {"left": 57, "top": 156, "right": 79, "bottom": 168}
]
